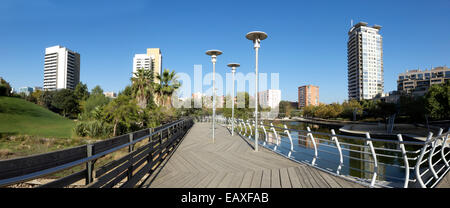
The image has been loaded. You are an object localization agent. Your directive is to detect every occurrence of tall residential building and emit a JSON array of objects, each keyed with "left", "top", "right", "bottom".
[
  {"left": 132, "top": 48, "right": 162, "bottom": 83},
  {"left": 298, "top": 85, "right": 319, "bottom": 108},
  {"left": 258, "top": 89, "right": 281, "bottom": 109},
  {"left": 397, "top": 66, "right": 450, "bottom": 95},
  {"left": 44, "top": 45, "right": 80, "bottom": 91},
  {"left": 347, "top": 22, "right": 384, "bottom": 100}
]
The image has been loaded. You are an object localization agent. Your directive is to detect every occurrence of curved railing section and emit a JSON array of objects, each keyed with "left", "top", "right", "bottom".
[{"left": 204, "top": 116, "right": 450, "bottom": 188}]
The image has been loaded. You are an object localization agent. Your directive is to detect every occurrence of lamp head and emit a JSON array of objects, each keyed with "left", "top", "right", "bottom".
[
  {"left": 227, "top": 63, "right": 240, "bottom": 68},
  {"left": 227, "top": 63, "right": 240, "bottom": 73},
  {"left": 246, "top": 31, "right": 268, "bottom": 41},
  {"left": 206, "top": 50, "right": 223, "bottom": 56},
  {"left": 246, "top": 31, "right": 267, "bottom": 48},
  {"left": 206, "top": 50, "right": 222, "bottom": 63}
]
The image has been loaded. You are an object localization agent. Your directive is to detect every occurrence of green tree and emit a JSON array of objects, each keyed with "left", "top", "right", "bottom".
[
  {"left": 279, "top": 100, "right": 295, "bottom": 118},
  {"left": 0, "top": 78, "right": 12, "bottom": 96},
  {"left": 91, "top": 85, "right": 104, "bottom": 96},
  {"left": 52, "top": 89, "right": 79, "bottom": 117},
  {"left": 155, "top": 69, "right": 181, "bottom": 107},
  {"left": 39, "top": 90, "right": 56, "bottom": 110},
  {"left": 341, "top": 99, "right": 363, "bottom": 120},
  {"left": 74, "top": 82, "right": 89, "bottom": 101},
  {"left": 80, "top": 91, "right": 110, "bottom": 120},
  {"left": 131, "top": 68, "right": 154, "bottom": 109},
  {"left": 425, "top": 82, "right": 450, "bottom": 120},
  {"left": 376, "top": 101, "right": 397, "bottom": 126},
  {"left": 102, "top": 94, "right": 139, "bottom": 136},
  {"left": 30, "top": 90, "right": 43, "bottom": 104}
]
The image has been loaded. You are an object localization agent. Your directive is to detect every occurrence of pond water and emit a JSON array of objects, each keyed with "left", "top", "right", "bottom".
[{"left": 254, "top": 120, "right": 424, "bottom": 187}]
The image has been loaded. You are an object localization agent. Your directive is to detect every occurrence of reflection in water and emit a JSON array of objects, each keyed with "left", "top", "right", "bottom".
[
  {"left": 297, "top": 131, "right": 319, "bottom": 149},
  {"left": 266, "top": 120, "right": 398, "bottom": 184},
  {"left": 266, "top": 132, "right": 277, "bottom": 145}
]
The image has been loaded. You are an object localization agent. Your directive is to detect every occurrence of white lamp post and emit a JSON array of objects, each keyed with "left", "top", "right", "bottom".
[
  {"left": 205, "top": 49, "right": 222, "bottom": 143},
  {"left": 227, "top": 63, "right": 240, "bottom": 136},
  {"left": 246, "top": 31, "right": 268, "bottom": 152}
]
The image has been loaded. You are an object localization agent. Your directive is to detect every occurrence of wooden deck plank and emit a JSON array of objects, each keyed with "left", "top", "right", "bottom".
[
  {"left": 295, "top": 166, "right": 313, "bottom": 188},
  {"left": 250, "top": 170, "right": 263, "bottom": 188},
  {"left": 145, "top": 123, "right": 364, "bottom": 188},
  {"left": 261, "top": 169, "right": 271, "bottom": 188},
  {"left": 229, "top": 172, "right": 245, "bottom": 188},
  {"left": 271, "top": 169, "right": 281, "bottom": 188},
  {"left": 304, "top": 166, "right": 330, "bottom": 188},
  {"left": 287, "top": 167, "right": 302, "bottom": 188},
  {"left": 280, "top": 168, "right": 292, "bottom": 188},
  {"left": 240, "top": 171, "right": 254, "bottom": 188}
]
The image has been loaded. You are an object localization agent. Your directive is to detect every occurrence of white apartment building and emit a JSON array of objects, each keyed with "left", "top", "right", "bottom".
[
  {"left": 258, "top": 89, "right": 281, "bottom": 109},
  {"left": 44, "top": 45, "right": 80, "bottom": 91},
  {"left": 133, "top": 54, "right": 152, "bottom": 77},
  {"left": 103, "top": 91, "right": 117, "bottom": 98},
  {"left": 132, "top": 48, "right": 162, "bottom": 83},
  {"left": 348, "top": 22, "right": 384, "bottom": 100}
]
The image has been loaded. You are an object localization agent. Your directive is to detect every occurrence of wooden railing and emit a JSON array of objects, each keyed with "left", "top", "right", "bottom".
[{"left": 0, "top": 118, "right": 194, "bottom": 188}]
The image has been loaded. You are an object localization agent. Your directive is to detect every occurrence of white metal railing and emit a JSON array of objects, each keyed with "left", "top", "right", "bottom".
[{"left": 200, "top": 116, "right": 450, "bottom": 188}]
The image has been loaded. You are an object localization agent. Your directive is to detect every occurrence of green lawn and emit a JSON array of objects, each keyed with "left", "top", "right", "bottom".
[{"left": 0, "top": 96, "right": 75, "bottom": 138}]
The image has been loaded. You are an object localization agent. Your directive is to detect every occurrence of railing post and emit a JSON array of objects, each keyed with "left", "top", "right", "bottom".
[
  {"left": 397, "top": 134, "right": 410, "bottom": 188},
  {"left": 243, "top": 120, "right": 247, "bottom": 137},
  {"left": 86, "top": 143, "right": 94, "bottom": 185},
  {"left": 261, "top": 121, "right": 267, "bottom": 146},
  {"left": 128, "top": 133, "right": 134, "bottom": 181},
  {"left": 247, "top": 120, "right": 253, "bottom": 138},
  {"left": 306, "top": 127, "right": 318, "bottom": 166},
  {"left": 284, "top": 124, "right": 294, "bottom": 158},
  {"left": 129, "top": 133, "right": 134, "bottom": 152},
  {"left": 148, "top": 128, "right": 154, "bottom": 164},
  {"left": 238, "top": 120, "right": 242, "bottom": 135},
  {"left": 168, "top": 126, "right": 172, "bottom": 141},
  {"left": 429, "top": 129, "right": 443, "bottom": 179},
  {"left": 441, "top": 133, "right": 449, "bottom": 168},
  {"left": 415, "top": 132, "right": 433, "bottom": 188},
  {"left": 270, "top": 123, "right": 279, "bottom": 151},
  {"left": 330, "top": 129, "right": 343, "bottom": 175},
  {"left": 365, "top": 133, "right": 378, "bottom": 187}
]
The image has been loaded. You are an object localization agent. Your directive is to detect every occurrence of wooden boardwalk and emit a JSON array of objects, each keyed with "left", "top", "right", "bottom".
[{"left": 142, "top": 122, "right": 365, "bottom": 188}]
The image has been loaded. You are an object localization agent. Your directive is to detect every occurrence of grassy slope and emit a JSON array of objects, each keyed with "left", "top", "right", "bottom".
[{"left": 0, "top": 96, "right": 75, "bottom": 138}]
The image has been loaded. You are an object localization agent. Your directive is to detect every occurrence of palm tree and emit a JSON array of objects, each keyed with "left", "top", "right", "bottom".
[
  {"left": 155, "top": 69, "right": 181, "bottom": 107},
  {"left": 131, "top": 68, "right": 153, "bottom": 109}
]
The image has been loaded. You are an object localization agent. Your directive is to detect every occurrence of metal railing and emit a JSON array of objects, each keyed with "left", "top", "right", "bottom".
[
  {"left": 207, "top": 116, "right": 450, "bottom": 188},
  {"left": 0, "top": 118, "right": 194, "bottom": 188}
]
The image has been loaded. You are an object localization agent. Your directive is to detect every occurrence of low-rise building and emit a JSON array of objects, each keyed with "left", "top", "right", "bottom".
[
  {"left": 103, "top": 91, "right": 117, "bottom": 98},
  {"left": 18, "top": 87, "right": 33, "bottom": 96},
  {"left": 397, "top": 66, "right": 450, "bottom": 94},
  {"left": 34, "top": 86, "right": 43, "bottom": 92}
]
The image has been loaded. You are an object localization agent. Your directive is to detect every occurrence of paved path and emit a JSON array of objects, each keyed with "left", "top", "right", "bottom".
[{"left": 142, "top": 122, "right": 364, "bottom": 188}]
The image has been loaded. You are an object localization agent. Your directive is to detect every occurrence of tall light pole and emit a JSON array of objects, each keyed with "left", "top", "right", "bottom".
[
  {"left": 227, "top": 63, "right": 240, "bottom": 136},
  {"left": 246, "top": 31, "right": 268, "bottom": 152},
  {"left": 206, "top": 50, "right": 222, "bottom": 143}
]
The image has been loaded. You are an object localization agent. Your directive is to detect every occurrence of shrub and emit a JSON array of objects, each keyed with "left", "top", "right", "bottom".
[{"left": 74, "top": 120, "right": 113, "bottom": 138}]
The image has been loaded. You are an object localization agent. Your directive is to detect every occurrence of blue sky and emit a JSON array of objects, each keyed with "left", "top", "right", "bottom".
[{"left": 0, "top": 0, "right": 449, "bottom": 103}]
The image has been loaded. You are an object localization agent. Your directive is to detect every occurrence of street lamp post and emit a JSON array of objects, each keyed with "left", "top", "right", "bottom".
[
  {"left": 246, "top": 31, "right": 268, "bottom": 152},
  {"left": 206, "top": 50, "right": 223, "bottom": 143},
  {"left": 227, "top": 63, "right": 240, "bottom": 136}
]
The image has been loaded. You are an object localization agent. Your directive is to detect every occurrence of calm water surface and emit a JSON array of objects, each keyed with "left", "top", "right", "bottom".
[{"left": 255, "top": 120, "right": 423, "bottom": 186}]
